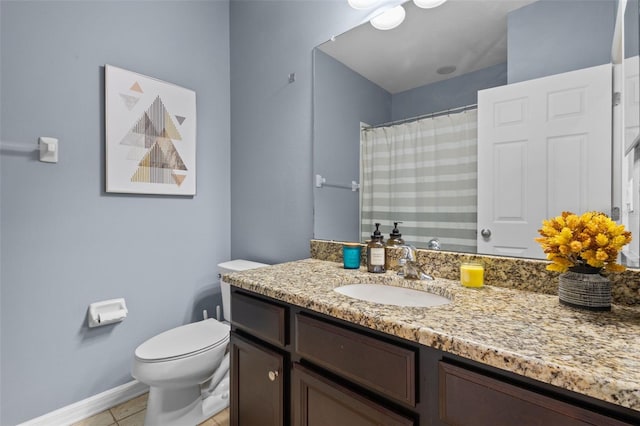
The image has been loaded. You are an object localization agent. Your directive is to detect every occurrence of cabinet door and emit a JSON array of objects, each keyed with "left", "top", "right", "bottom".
[
  {"left": 439, "top": 362, "right": 630, "bottom": 426},
  {"left": 230, "top": 332, "right": 284, "bottom": 426},
  {"left": 292, "top": 363, "right": 414, "bottom": 426}
]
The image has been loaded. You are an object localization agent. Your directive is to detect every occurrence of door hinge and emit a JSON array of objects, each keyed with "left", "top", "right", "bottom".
[
  {"left": 613, "top": 91, "right": 622, "bottom": 106},
  {"left": 611, "top": 206, "right": 621, "bottom": 221}
]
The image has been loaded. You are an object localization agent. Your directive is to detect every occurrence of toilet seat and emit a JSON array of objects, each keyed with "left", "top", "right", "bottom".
[{"left": 135, "top": 319, "right": 229, "bottom": 363}]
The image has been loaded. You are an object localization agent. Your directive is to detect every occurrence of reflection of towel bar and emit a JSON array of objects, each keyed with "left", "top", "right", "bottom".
[{"left": 315, "top": 174, "right": 359, "bottom": 192}]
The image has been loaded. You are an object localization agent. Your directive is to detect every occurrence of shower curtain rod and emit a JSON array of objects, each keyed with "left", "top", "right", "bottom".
[{"left": 363, "top": 103, "right": 478, "bottom": 130}]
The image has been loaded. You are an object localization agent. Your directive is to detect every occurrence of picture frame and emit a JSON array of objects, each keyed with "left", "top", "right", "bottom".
[{"left": 105, "top": 65, "right": 196, "bottom": 195}]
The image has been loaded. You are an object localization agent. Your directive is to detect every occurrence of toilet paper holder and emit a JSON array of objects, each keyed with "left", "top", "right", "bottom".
[{"left": 87, "top": 298, "right": 128, "bottom": 328}]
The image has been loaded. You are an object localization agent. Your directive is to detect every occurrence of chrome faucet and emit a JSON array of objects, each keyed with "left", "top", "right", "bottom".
[{"left": 398, "top": 244, "right": 434, "bottom": 280}]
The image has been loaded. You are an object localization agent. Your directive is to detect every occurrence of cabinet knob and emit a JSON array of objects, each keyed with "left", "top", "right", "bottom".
[{"left": 268, "top": 370, "right": 279, "bottom": 381}]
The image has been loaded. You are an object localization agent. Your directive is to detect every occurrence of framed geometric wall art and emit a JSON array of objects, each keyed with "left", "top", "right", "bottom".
[{"left": 105, "top": 65, "right": 196, "bottom": 195}]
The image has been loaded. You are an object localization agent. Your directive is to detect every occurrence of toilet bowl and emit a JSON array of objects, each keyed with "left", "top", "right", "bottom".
[
  {"left": 132, "top": 259, "right": 268, "bottom": 426},
  {"left": 133, "top": 320, "right": 230, "bottom": 425}
]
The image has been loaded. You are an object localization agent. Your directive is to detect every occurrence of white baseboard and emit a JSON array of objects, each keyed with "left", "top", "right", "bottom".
[{"left": 18, "top": 380, "right": 149, "bottom": 426}]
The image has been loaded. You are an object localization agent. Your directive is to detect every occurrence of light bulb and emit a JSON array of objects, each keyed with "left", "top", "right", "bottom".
[
  {"left": 413, "top": 0, "right": 447, "bottom": 8},
  {"left": 370, "top": 5, "right": 406, "bottom": 30},
  {"left": 347, "top": 0, "right": 379, "bottom": 9}
]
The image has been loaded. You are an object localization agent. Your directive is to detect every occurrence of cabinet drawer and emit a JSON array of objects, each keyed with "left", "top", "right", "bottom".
[
  {"left": 231, "top": 291, "right": 287, "bottom": 347},
  {"left": 295, "top": 314, "right": 416, "bottom": 406},
  {"left": 292, "top": 363, "right": 414, "bottom": 426},
  {"left": 439, "top": 362, "right": 630, "bottom": 426}
]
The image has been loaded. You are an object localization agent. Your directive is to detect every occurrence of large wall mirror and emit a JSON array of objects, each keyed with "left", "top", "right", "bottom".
[{"left": 313, "top": 0, "right": 640, "bottom": 267}]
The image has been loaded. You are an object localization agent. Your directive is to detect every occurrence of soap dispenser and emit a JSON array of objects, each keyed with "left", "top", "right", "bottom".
[
  {"left": 367, "top": 223, "right": 386, "bottom": 273},
  {"left": 385, "top": 222, "right": 405, "bottom": 271}
]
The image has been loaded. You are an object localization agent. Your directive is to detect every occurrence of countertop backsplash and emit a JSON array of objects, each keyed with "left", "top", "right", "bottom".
[{"left": 310, "top": 239, "right": 640, "bottom": 306}]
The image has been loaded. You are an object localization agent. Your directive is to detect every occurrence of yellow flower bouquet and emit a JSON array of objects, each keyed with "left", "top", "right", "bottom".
[{"left": 535, "top": 211, "right": 632, "bottom": 273}]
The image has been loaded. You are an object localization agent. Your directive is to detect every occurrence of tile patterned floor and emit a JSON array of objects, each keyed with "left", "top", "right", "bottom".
[{"left": 70, "top": 393, "right": 229, "bottom": 426}]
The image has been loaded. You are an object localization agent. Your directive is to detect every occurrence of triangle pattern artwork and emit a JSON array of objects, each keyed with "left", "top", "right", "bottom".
[
  {"left": 134, "top": 138, "right": 187, "bottom": 171},
  {"left": 124, "top": 95, "right": 188, "bottom": 185},
  {"left": 126, "top": 146, "right": 148, "bottom": 161},
  {"left": 130, "top": 81, "right": 143, "bottom": 93},
  {"left": 106, "top": 65, "right": 196, "bottom": 195},
  {"left": 120, "top": 93, "right": 140, "bottom": 111},
  {"left": 172, "top": 173, "right": 187, "bottom": 186},
  {"left": 120, "top": 113, "right": 159, "bottom": 147},
  {"left": 162, "top": 110, "right": 182, "bottom": 141}
]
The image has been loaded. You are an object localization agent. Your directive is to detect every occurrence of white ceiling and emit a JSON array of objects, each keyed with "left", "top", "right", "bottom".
[{"left": 318, "top": 0, "right": 538, "bottom": 94}]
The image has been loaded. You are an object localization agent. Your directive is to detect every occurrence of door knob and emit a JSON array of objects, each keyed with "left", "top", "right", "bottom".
[
  {"left": 480, "top": 229, "right": 492, "bottom": 238},
  {"left": 268, "top": 370, "right": 279, "bottom": 381}
]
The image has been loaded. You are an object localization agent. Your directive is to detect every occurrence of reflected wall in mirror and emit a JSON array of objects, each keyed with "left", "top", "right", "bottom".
[{"left": 312, "top": 0, "right": 640, "bottom": 267}]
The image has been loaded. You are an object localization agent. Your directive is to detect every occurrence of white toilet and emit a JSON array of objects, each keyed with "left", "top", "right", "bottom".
[{"left": 132, "top": 259, "right": 268, "bottom": 426}]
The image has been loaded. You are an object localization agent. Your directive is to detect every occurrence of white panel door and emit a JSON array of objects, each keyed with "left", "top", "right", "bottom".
[{"left": 477, "top": 64, "right": 612, "bottom": 259}]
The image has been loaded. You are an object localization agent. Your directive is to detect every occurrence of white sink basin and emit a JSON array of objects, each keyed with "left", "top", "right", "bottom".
[{"left": 334, "top": 284, "right": 451, "bottom": 307}]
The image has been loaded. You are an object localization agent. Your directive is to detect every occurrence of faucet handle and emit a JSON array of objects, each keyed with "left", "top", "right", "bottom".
[
  {"left": 400, "top": 244, "right": 417, "bottom": 261},
  {"left": 427, "top": 238, "right": 441, "bottom": 250}
]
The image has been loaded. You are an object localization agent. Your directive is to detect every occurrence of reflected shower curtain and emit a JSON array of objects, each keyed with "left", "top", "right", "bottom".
[{"left": 360, "top": 109, "right": 478, "bottom": 252}]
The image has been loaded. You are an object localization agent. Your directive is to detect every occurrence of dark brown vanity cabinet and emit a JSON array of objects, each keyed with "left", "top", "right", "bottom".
[
  {"left": 230, "top": 288, "right": 639, "bottom": 426},
  {"left": 230, "top": 291, "right": 288, "bottom": 426},
  {"left": 230, "top": 289, "right": 416, "bottom": 426}
]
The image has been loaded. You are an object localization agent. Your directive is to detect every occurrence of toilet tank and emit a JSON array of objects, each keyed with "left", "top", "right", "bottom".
[{"left": 218, "top": 259, "right": 269, "bottom": 322}]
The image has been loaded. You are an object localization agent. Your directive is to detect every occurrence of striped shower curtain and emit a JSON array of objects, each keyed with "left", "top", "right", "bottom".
[{"left": 360, "top": 109, "right": 478, "bottom": 253}]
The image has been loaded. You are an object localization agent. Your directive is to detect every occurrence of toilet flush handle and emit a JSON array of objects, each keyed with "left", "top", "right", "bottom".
[{"left": 268, "top": 370, "right": 279, "bottom": 381}]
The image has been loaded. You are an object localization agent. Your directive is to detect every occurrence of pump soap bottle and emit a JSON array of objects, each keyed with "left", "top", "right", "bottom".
[
  {"left": 385, "top": 222, "right": 405, "bottom": 271},
  {"left": 367, "top": 223, "right": 386, "bottom": 273}
]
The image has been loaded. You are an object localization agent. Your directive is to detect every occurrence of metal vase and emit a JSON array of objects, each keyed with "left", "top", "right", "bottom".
[{"left": 558, "top": 267, "right": 611, "bottom": 311}]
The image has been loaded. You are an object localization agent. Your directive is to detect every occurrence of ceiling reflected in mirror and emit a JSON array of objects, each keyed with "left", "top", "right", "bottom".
[{"left": 320, "top": 0, "right": 536, "bottom": 94}]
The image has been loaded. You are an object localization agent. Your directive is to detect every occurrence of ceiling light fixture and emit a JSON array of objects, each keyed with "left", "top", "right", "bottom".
[
  {"left": 347, "top": 0, "right": 380, "bottom": 9},
  {"left": 413, "top": 0, "right": 447, "bottom": 9},
  {"left": 370, "top": 5, "right": 406, "bottom": 30}
]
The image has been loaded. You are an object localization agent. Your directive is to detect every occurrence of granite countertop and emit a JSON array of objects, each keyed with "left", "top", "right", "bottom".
[{"left": 225, "top": 258, "right": 640, "bottom": 413}]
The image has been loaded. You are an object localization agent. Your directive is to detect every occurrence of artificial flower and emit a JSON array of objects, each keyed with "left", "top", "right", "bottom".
[{"left": 535, "top": 211, "right": 632, "bottom": 273}]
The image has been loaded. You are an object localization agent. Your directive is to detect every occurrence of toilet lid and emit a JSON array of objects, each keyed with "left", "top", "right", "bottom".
[{"left": 135, "top": 319, "right": 229, "bottom": 362}]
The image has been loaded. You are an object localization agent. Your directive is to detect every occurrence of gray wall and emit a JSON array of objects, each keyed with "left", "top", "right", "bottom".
[
  {"left": 313, "top": 49, "right": 391, "bottom": 242},
  {"left": 230, "top": 1, "right": 367, "bottom": 262},
  {"left": 508, "top": 0, "right": 615, "bottom": 83},
  {"left": 0, "top": 1, "right": 230, "bottom": 424},
  {"left": 391, "top": 63, "right": 507, "bottom": 120}
]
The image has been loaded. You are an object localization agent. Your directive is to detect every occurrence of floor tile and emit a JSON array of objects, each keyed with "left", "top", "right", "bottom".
[
  {"left": 70, "top": 410, "right": 115, "bottom": 426},
  {"left": 116, "top": 410, "right": 146, "bottom": 426},
  {"left": 109, "top": 393, "right": 148, "bottom": 421},
  {"left": 213, "top": 408, "right": 229, "bottom": 425},
  {"left": 73, "top": 392, "right": 229, "bottom": 426}
]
